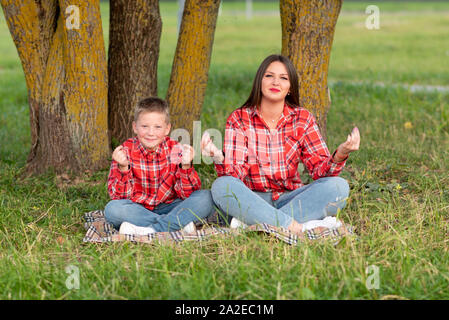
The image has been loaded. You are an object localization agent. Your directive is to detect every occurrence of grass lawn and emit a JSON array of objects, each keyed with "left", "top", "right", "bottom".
[{"left": 0, "top": 1, "right": 448, "bottom": 299}]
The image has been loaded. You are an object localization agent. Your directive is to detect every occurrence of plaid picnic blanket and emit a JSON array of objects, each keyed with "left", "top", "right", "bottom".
[{"left": 83, "top": 210, "right": 357, "bottom": 246}]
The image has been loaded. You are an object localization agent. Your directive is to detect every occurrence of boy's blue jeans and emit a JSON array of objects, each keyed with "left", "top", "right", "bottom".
[
  {"left": 211, "top": 176, "right": 350, "bottom": 229},
  {"left": 104, "top": 190, "right": 214, "bottom": 232}
]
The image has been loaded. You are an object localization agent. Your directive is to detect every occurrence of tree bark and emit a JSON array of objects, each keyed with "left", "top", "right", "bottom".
[
  {"left": 1, "top": 0, "right": 110, "bottom": 174},
  {"left": 0, "top": 0, "right": 55, "bottom": 163},
  {"left": 108, "top": 0, "right": 162, "bottom": 144},
  {"left": 166, "top": 0, "right": 221, "bottom": 140},
  {"left": 280, "top": 0, "right": 342, "bottom": 141}
]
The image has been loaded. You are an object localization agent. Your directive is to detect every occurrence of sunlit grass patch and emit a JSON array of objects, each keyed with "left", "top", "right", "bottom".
[{"left": 0, "top": 1, "right": 448, "bottom": 299}]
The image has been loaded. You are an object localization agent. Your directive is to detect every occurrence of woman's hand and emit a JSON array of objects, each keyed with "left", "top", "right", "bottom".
[
  {"left": 201, "top": 132, "right": 224, "bottom": 163},
  {"left": 334, "top": 127, "right": 360, "bottom": 162}
]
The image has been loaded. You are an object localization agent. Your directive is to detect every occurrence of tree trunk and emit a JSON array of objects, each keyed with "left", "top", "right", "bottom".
[
  {"left": 280, "top": 0, "right": 342, "bottom": 141},
  {"left": 0, "top": 0, "right": 55, "bottom": 163},
  {"left": 1, "top": 0, "right": 110, "bottom": 175},
  {"left": 108, "top": 0, "right": 162, "bottom": 144},
  {"left": 166, "top": 0, "right": 221, "bottom": 140}
]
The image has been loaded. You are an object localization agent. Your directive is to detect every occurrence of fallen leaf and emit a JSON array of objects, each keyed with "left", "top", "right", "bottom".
[
  {"left": 57, "top": 236, "right": 65, "bottom": 245},
  {"left": 404, "top": 121, "right": 413, "bottom": 129}
]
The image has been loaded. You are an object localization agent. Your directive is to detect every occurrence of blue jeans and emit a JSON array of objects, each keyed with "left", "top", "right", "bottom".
[
  {"left": 211, "top": 176, "right": 349, "bottom": 229},
  {"left": 104, "top": 190, "right": 215, "bottom": 232}
]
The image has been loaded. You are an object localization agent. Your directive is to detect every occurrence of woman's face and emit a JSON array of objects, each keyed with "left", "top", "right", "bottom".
[{"left": 260, "top": 61, "right": 291, "bottom": 104}]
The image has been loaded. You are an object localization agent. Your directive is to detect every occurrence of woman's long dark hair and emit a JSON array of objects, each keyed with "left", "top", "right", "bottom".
[{"left": 241, "top": 54, "right": 300, "bottom": 108}]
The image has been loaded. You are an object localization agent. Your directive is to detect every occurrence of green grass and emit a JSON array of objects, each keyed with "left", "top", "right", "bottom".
[{"left": 1, "top": 1, "right": 449, "bottom": 299}]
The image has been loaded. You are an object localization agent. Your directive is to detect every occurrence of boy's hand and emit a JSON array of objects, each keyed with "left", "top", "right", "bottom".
[
  {"left": 112, "top": 146, "right": 129, "bottom": 171},
  {"left": 201, "top": 132, "right": 224, "bottom": 162},
  {"left": 181, "top": 144, "right": 194, "bottom": 169}
]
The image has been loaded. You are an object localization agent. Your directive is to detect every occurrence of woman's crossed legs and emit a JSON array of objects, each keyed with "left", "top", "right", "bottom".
[{"left": 211, "top": 176, "right": 349, "bottom": 230}]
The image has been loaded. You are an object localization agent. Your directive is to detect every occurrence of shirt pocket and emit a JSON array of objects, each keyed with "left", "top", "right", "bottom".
[{"left": 284, "top": 135, "right": 301, "bottom": 172}]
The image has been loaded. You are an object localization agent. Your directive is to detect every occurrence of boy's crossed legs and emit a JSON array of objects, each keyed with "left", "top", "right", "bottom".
[{"left": 105, "top": 190, "right": 214, "bottom": 233}]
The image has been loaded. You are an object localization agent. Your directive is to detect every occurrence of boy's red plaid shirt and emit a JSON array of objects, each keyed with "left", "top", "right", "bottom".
[{"left": 108, "top": 136, "right": 201, "bottom": 210}]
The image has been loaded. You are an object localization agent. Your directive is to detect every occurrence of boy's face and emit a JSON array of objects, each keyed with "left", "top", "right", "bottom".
[{"left": 132, "top": 111, "right": 171, "bottom": 150}]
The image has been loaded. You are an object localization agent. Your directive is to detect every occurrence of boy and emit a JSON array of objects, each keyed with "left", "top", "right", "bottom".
[{"left": 105, "top": 97, "right": 214, "bottom": 235}]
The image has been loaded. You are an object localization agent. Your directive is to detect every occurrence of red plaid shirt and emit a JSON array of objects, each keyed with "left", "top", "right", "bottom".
[
  {"left": 215, "top": 104, "right": 347, "bottom": 201},
  {"left": 108, "top": 136, "right": 201, "bottom": 210}
]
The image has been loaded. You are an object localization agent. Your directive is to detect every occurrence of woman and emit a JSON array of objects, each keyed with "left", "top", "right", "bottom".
[{"left": 201, "top": 54, "right": 360, "bottom": 236}]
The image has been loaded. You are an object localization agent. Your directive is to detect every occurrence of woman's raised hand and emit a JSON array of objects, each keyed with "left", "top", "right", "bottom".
[
  {"left": 335, "top": 127, "right": 360, "bottom": 161},
  {"left": 201, "top": 132, "right": 224, "bottom": 162}
]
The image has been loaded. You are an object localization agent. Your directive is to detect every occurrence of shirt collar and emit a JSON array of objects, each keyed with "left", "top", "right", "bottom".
[
  {"left": 250, "top": 104, "right": 297, "bottom": 124},
  {"left": 136, "top": 136, "right": 168, "bottom": 157}
]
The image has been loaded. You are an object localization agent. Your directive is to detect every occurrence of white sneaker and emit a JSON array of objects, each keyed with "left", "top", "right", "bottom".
[
  {"left": 119, "top": 222, "right": 156, "bottom": 236},
  {"left": 230, "top": 217, "right": 248, "bottom": 229},
  {"left": 302, "top": 216, "right": 342, "bottom": 232},
  {"left": 181, "top": 221, "right": 197, "bottom": 234}
]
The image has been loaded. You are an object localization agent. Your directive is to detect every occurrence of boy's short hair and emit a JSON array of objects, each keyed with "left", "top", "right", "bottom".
[{"left": 134, "top": 97, "right": 170, "bottom": 124}]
